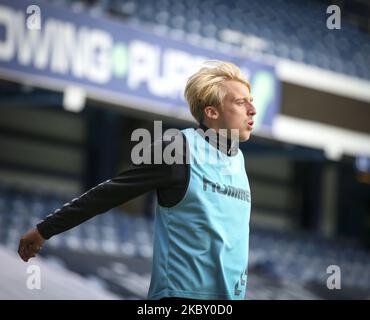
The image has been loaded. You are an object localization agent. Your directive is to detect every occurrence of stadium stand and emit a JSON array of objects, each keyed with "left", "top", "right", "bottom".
[
  {"left": 50, "top": 0, "right": 370, "bottom": 80},
  {"left": 1, "top": 182, "right": 369, "bottom": 299},
  {"left": 0, "top": 0, "right": 369, "bottom": 300}
]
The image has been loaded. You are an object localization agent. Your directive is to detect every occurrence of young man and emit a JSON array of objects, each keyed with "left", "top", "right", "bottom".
[{"left": 18, "top": 61, "right": 256, "bottom": 300}]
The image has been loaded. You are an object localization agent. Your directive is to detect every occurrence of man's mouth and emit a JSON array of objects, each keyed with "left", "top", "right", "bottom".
[{"left": 247, "top": 120, "right": 254, "bottom": 129}]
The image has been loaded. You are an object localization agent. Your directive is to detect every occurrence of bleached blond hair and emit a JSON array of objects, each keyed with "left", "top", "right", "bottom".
[{"left": 184, "top": 60, "right": 250, "bottom": 123}]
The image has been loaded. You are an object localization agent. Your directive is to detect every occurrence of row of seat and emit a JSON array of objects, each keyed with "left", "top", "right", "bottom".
[
  {"left": 52, "top": 0, "right": 370, "bottom": 80},
  {"left": 0, "top": 184, "right": 369, "bottom": 292}
]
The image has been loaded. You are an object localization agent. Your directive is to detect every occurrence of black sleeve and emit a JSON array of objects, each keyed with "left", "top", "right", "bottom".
[{"left": 36, "top": 138, "right": 183, "bottom": 240}]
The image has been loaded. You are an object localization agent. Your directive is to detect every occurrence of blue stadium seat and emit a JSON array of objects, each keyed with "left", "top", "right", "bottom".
[
  {"left": 85, "top": 0, "right": 370, "bottom": 80},
  {"left": 1, "top": 182, "right": 370, "bottom": 294}
]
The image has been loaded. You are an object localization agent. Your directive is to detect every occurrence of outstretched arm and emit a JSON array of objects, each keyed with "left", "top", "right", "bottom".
[{"left": 17, "top": 139, "right": 177, "bottom": 262}]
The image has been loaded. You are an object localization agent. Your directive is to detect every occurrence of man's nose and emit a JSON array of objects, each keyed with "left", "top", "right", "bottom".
[{"left": 247, "top": 103, "right": 256, "bottom": 116}]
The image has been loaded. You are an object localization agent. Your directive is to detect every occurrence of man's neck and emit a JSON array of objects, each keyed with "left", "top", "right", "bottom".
[{"left": 197, "top": 123, "right": 238, "bottom": 156}]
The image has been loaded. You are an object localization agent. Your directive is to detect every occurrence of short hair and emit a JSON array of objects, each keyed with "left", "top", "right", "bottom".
[{"left": 184, "top": 60, "right": 250, "bottom": 123}]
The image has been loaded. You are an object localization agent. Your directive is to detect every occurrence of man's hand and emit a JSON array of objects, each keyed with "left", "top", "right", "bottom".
[{"left": 18, "top": 228, "right": 45, "bottom": 262}]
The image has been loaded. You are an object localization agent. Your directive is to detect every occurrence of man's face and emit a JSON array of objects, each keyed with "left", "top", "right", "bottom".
[{"left": 217, "top": 80, "right": 256, "bottom": 141}]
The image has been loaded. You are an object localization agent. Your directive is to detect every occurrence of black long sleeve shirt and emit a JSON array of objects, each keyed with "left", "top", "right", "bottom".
[{"left": 37, "top": 123, "right": 239, "bottom": 240}]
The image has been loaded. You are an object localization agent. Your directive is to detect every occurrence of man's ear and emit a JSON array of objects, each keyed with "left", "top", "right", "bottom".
[{"left": 204, "top": 106, "right": 219, "bottom": 120}]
